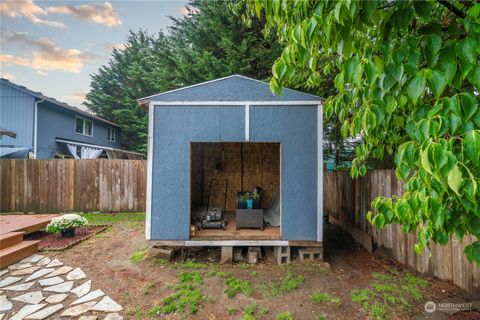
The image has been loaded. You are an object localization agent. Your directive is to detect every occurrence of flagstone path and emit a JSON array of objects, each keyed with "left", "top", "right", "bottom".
[{"left": 0, "top": 255, "right": 123, "bottom": 319}]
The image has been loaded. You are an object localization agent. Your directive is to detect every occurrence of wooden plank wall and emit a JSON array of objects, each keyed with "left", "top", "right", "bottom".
[
  {"left": 324, "top": 169, "right": 480, "bottom": 298},
  {"left": 0, "top": 159, "right": 146, "bottom": 213}
]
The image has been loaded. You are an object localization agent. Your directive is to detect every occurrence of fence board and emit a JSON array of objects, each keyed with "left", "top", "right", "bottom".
[
  {"left": 0, "top": 159, "right": 146, "bottom": 213},
  {"left": 324, "top": 170, "right": 479, "bottom": 298}
]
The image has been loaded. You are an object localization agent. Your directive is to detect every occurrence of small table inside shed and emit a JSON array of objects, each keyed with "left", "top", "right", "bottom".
[{"left": 236, "top": 209, "right": 264, "bottom": 230}]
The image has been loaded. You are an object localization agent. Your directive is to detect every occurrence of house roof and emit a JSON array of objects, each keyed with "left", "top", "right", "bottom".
[
  {"left": 1, "top": 78, "right": 119, "bottom": 127},
  {"left": 138, "top": 75, "right": 322, "bottom": 108}
]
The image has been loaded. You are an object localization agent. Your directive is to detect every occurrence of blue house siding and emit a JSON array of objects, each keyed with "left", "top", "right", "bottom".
[
  {"left": 250, "top": 106, "right": 318, "bottom": 241},
  {"left": 150, "top": 106, "right": 245, "bottom": 240},
  {"left": 0, "top": 82, "right": 35, "bottom": 153},
  {"left": 36, "top": 101, "right": 121, "bottom": 158}
]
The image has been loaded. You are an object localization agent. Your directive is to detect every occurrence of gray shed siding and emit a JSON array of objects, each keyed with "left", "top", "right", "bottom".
[
  {"left": 150, "top": 105, "right": 319, "bottom": 241},
  {"left": 0, "top": 82, "right": 35, "bottom": 151},
  {"left": 37, "top": 101, "right": 121, "bottom": 158}
]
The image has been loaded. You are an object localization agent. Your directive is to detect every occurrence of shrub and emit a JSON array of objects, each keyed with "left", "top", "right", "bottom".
[{"left": 46, "top": 214, "right": 87, "bottom": 233}]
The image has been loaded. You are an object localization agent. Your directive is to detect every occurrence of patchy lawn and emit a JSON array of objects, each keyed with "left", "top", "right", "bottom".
[{"left": 48, "top": 213, "right": 478, "bottom": 319}]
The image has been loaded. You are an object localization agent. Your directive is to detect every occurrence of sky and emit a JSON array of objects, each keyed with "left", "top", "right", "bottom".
[{"left": 0, "top": 0, "right": 188, "bottom": 110}]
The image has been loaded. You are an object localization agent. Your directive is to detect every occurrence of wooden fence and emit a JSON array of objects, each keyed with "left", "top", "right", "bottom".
[
  {"left": 0, "top": 159, "right": 146, "bottom": 213},
  {"left": 324, "top": 169, "right": 480, "bottom": 298}
]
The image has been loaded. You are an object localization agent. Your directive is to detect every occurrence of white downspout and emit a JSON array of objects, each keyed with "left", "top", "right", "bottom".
[{"left": 33, "top": 99, "right": 43, "bottom": 159}]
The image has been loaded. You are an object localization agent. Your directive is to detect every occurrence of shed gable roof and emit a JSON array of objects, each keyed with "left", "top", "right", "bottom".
[{"left": 138, "top": 75, "right": 322, "bottom": 106}]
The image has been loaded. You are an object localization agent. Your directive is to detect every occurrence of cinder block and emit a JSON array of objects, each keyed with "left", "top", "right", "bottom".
[
  {"left": 148, "top": 246, "right": 174, "bottom": 261},
  {"left": 221, "top": 246, "right": 233, "bottom": 264},
  {"left": 298, "top": 247, "right": 323, "bottom": 261},
  {"left": 248, "top": 247, "right": 261, "bottom": 264},
  {"left": 273, "top": 246, "right": 290, "bottom": 264},
  {"left": 233, "top": 247, "right": 243, "bottom": 262}
]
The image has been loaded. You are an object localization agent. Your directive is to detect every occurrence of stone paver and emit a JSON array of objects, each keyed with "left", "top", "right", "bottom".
[
  {"left": 8, "top": 263, "right": 32, "bottom": 270},
  {"left": 11, "top": 267, "right": 40, "bottom": 276},
  {"left": 60, "top": 301, "right": 96, "bottom": 317},
  {"left": 25, "top": 304, "right": 63, "bottom": 319},
  {"left": 12, "top": 291, "right": 45, "bottom": 304},
  {"left": 24, "top": 269, "right": 55, "bottom": 282},
  {"left": 45, "top": 266, "right": 72, "bottom": 278},
  {"left": 0, "top": 295, "right": 12, "bottom": 312},
  {"left": 44, "top": 294, "right": 68, "bottom": 304},
  {"left": 10, "top": 303, "right": 46, "bottom": 320},
  {"left": 71, "top": 280, "right": 91, "bottom": 297},
  {"left": 43, "top": 281, "right": 74, "bottom": 293},
  {"left": 2, "top": 282, "right": 35, "bottom": 292},
  {"left": 72, "top": 289, "right": 104, "bottom": 305},
  {"left": 19, "top": 255, "right": 44, "bottom": 264},
  {"left": 2, "top": 255, "right": 123, "bottom": 319},
  {"left": 67, "top": 268, "right": 87, "bottom": 280},
  {"left": 39, "top": 276, "right": 64, "bottom": 287},
  {"left": 45, "top": 259, "right": 63, "bottom": 268},
  {"left": 0, "top": 276, "right": 22, "bottom": 288},
  {"left": 90, "top": 297, "right": 123, "bottom": 312}
]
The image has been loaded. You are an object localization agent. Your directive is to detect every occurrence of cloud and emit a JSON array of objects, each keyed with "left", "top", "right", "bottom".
[
  {"left": 36, "top": 70, "right": 48, "bottom": 76},
  {"left": 1, "top": 32, "right": 97, "bottom": 73},
  {"left": 0, "top": 54, "right": 30, "bottom": 67},
  {"left": 112, "top": 43, "right": 126, "bottom": 51},
  {"left": 64, "top": 92, "right": 87, "bottom": 101},
  {"left": 178, "top": 6, "right": 199, "bottom": 16},
  {"left": 1, "top": 72, "right": 15, "bottom": 80},
  {"left": 46, "top": 2, "right": 121, "bottom": 27},
  {"left": 0, "top": 0, "right": 66, "bottom": 28}
]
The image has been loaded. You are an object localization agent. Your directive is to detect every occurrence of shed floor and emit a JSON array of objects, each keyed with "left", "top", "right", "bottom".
[{"left": 192, "top": 212, "right": 280, "bottom": 240}]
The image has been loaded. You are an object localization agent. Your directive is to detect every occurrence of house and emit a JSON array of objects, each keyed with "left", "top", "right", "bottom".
[
  {"left": 138, "top": 75, "right": 324, "bottom": 260},
  {"left": 0, "top": 78, "right": 142, "bottom": 159}
]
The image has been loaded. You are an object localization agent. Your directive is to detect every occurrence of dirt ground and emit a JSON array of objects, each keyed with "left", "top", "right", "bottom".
[{"left": 47, "top": 215, "right": 479, "bottom": 320}]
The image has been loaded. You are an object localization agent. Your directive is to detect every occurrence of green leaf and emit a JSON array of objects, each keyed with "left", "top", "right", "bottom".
[
  {"left": 292, "top": 25, "right": 302, "bottom": 44},
  {"left": 272, "top": 60, "right": 287, "bottom": 81},
  {"left": 364, "top": 60, "right": 377, "bottom": 87},
  {"left": 461, "top": 93, "right": 479, "bottom": 121},
  {"left": 464, "top": 241, "right": 480, "bottom": 264},
  {"left": 420, "top": 147, "right": 432, "bottom": 174},
  {"left": 447, "top": 164, "right": 463, "bottom": 195},
  {"left": 468, "top": 65, "right": 480, "bottom": 90},
  {"left": 464, "top": 131, "right": 480, "bottom": 163},
  {"left": 334, "top": 73, "right": 345, "bottom": 91},
  {"left": 456, "top": 37, "right": 477, "bottom": 64},
  {"left": 407, "top": 73, "right": 426, "bottom": 104},
  {"left": 447, "top": 95, "right": 461, "bottom": 118},
  {"left": 449, "top": 114, "right": 461, "bottom": 134},
  {"left": 429, "top": 70, "right": 447, "bottom": 98}
]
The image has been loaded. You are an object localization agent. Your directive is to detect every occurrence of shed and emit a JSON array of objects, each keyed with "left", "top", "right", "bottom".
[{"left": 139, "top": 75, "right": 324, "bottom": 250}]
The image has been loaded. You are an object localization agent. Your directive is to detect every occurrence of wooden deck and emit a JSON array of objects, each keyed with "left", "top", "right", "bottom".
[
  {"left": 193, "top": 212, "right": 280, "bottom": 240},
  {"left": 0, "top": 214, "right": 59, "bottom": 235}
]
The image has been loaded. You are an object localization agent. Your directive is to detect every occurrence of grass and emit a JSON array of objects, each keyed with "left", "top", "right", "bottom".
[
  {"left": 350, "top": 271, "right": 429, "bottom": 319},
  {"left": 150, "top": 271, "right": 205, "bottom": 316},
  {"left": 172, "top": 261, "right": 209, "bottom": 269},
  {"left": 309, "top": 292, "right": 341, "bottom": 304},
  {"left": 271, "top": 273, "right": 304, "bottom": 296},
  {"left": 227, "top": 306, "right": 236, "bottom": 315},
  {"left": 259, "top": 306, "right": 269, "bottom": 315},
  {"left": 276, "top": 311, "right": 294, "bottom": 320},
  {"left": 243, "top": 303, "right": 257, "bottom": 320},
  {"left": 224, "top": 277, "right": 253, "bottom": 298},
  {"left": 130, "top": 247, "right": 148, "bottom": 263},
  {"left": 80, "top": 212, "right": 144, "bottom": 225},
  {"left": 143, "top": 282, "right": 155, "bottom": 295}
]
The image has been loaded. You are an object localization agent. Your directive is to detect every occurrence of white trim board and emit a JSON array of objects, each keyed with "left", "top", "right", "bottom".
[
  {"left": 245, "top": 104, "right": 250, "bottom": 141},
  {"left": 145, "top": 103, "right": 155, "bottom": 240},
  {"left": 151, "top": 100, "right": 321, "bottom": 106},
  {"left": 317, "top": 104, "right": 323, "bottom": 242},
  {"left": 185, "top": 240, "right": 290, "bottom": 247},
  {"left": 55, "top": 138, "right": 144, "bottom": 156}
]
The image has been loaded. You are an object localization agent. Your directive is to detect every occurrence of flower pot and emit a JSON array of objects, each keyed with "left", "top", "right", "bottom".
[{"left": 61, "top": 228, "right": 76, "bottom": 238}]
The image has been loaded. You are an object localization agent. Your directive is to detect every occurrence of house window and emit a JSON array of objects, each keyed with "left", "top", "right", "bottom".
[
  {"left": 75, "top": 117, "right": 93, "bottom": 136},
  {"left": 107, "top": 127, "right": 115, "bottom": 142}
]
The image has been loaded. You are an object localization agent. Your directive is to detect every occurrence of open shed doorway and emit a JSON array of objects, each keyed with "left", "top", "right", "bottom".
[{"left": 190, "top": 142, "right": 281, "bottom": 240}]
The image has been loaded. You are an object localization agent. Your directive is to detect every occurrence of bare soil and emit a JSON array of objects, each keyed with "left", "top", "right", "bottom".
[
  {"left": 26, "top": 226, "right": 107, "bottom": 251},
  {"left": 48, "top": 218, "right": 479, "bottom": 320}
]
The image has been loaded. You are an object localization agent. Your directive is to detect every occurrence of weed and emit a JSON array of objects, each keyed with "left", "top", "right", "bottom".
[
  {"left": 179, "top": 271, "right": 203, "bottom": 284},
  {"left": 130, "top": 247, "right": 148, "bottom": 264},
  {"left": 271, "top": 273, "right": 304, "bottom": 296},
  {"left": 150, "top": 272, "right": 205, "bottom": 315},
  {"left": 242, "top": 304, "right": 257, "bottom": 320},
  {"left": 152, "top": 258, "right": 169, "bottom": 266},
  {"left": 227, "top": 306, "right": 236, "bottom": 315},
  {"left": 350, "top": 271, "right": 430, "bottom": 319},
  {"left": 309, "top": 292, "right": 341, "bottom": 304},
  {"left": 173, "top": 261, "right": 209, "bottom": 269},
  {"left": 207, "top": 270, "right": 228, "bottom": 278},
  {"left": 259, "top": 306, "right": 269, "bottom": 315},
  {"left": 251, "top": 271, "right": 258, "bottom": 277},
  {"left": 143, "top": 282, "right": 155, "bottom": 295},
  {"left": 239, "top": 262, "right": 250, "bottom": 269},
  {"left": 224, "top": 277, "right": 253, "bottom": 298},
  {"left": 318, "top": 315, "right": 327, "bottom": 320},
  {"left": 126, "top": 306, "right": 145, "bottom": 319},
  {"left": 276, "top": 311, "right": 294, "bottom": 320},
  {"left": 206, "top": 296, "right": 215, "bottom": 304}
]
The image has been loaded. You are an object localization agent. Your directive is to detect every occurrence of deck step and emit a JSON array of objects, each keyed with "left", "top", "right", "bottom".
[
  {"left": 0, "top": 231, "right": 25, "bottom": 250},
  {"left": 0, "top": 240, "right": 40, "bottom": 268}
]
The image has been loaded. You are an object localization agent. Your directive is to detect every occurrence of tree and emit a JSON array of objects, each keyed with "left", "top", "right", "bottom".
[
  {"left": 242, "top": 0, "right": 480, "bottom": 263},
  {"left": 85, "top": 0, "right": 283, "bottom": 152}
]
